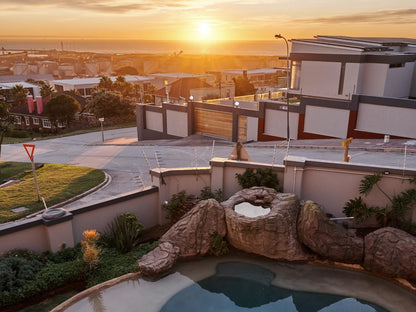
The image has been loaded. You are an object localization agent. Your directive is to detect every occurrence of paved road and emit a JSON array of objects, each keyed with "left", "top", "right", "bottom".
[{"left": 2, "top": 127, "right": 416, "bottom": 208}]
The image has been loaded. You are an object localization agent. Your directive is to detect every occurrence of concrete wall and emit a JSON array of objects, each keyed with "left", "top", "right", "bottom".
[
  {"left": 210, "top": 158, "right": 285, "bottom": 200},
  {"left": 356, "top": 103, "right": 416, "bottom": 138},
  {"left": 284, "top": 156, "right": 416, "bottom": 219},
  {"left": 0, "top": 187, "right": 159, "bottom": 254},
  {"left": 246, "top": 117, "right": 259, "bottom": 141},
  {"left": 301, "top": 61, "right": 342, "bottom": 98},
  {"left": 150, "top": 168, "right": 211, "bottom": 224},
  {"left": 264, "top": 109, "right": 298, "bottom": 140},
  {"left": 146, "top": 111, "right": 163, "bottom": 132},
  {"left": 166, "top": 110, "right": 188, "bottom": 137},
  {"left": 357, "top": 63, "right": 388, "bottom": 96},
  {"left": 304, "top": 105, "right": 349, "bottom": 138},
  {"left": 384, "top": 62, "right": 414, "bottom": 98}
]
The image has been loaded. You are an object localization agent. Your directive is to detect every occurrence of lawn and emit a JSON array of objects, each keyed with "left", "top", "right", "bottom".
[
  {"left": 2, "top": 122, "right": 136, "bottom": 144},
  {"left": 0, "top": 161, "right": 105, "bottom": 223}
]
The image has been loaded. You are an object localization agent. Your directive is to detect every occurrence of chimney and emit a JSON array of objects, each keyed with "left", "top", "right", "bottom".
[
  {"left": 36, "top": 96, "right": 43, "bottom": 114},
  {"left": 27, "top": 95, "right": 34, "bottom": 113}
]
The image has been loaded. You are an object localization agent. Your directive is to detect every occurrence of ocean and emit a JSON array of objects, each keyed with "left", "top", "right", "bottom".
[{"left": 0, "top": 38, "right": 287, "bottom": 56}]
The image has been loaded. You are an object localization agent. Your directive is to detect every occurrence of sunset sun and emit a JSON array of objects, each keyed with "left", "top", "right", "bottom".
[{"left": 198, "top": 22, "right": 212, "bottom": 39}]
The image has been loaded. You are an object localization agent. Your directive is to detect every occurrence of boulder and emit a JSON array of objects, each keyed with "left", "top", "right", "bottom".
[
  {"left": 138, "top": 242, "right": 179, "bottom": 276},
  {"left": 161, "top": 198, "right": 227, "bottom": 258},
  {"left": 297, "top": 200, "right": 364, "bottom": 264},
  {"left": 364, "top": 227, "right": 416, "bottom": 280},
  {"left": 138, "top": 198, "right": 226, "bottom": 276},
  {"left": 222, "top": 187, "right": 310, "bottom": 261}
]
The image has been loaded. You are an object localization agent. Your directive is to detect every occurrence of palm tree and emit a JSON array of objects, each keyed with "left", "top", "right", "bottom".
[
  {"left": 40, "top": 83, "right": 55, "bottom": 97},
  {"left": 10, "top": 84, "right": 27, "bottom": 109},
  {"left": 98, "top": 76, "right": 113, "bottom": 91}
]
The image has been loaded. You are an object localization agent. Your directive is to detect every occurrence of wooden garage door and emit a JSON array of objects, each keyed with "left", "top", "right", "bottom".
[{"left": 195, "top": 109, "right": 233, "bottom": 138}]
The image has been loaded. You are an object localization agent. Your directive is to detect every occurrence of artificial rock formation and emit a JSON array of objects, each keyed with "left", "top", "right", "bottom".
[
  {"left": 222, "top": 187, "right": 311, "bottom": 261},
  {"left": 138, "top": 242, "right": 179, "bottom": 276},
  {"left": 138, "top": 198, "right": 226, "bottom": 276},
  {"left": 297, "top": 200, "right": 364, "bottom": 264},
  {"left": 364, "top": 227, "right": 416, "bottom": 281}
]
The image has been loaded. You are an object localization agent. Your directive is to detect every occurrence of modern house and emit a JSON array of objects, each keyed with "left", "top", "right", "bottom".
[
  {"left": 137, "top": 36, "right": 416, "bottom": 142},
  {"left": 284, "top": 35, "right": 416, "bottom": 140},
  {"left": 51, "top": 75, "right": 154, "bottom": 98}
]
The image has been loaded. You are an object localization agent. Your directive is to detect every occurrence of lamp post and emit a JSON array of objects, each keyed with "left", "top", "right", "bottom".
[{"left": 275, "top": 34, "right": 290, "bottom": 141}]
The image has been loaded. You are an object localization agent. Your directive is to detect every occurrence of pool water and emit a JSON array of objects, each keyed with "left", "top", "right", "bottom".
[
  {"left": 53, "top": 255, "right": 416, "bottom": 312},
  {"left": 161, "top": 262, "right": 388, "bottom": 312}
]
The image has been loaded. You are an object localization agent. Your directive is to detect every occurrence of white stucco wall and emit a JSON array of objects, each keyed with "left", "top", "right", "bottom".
[
  {"left": 264, "top": 109, "right": 298, "bottom": 139},
  {"left": 145, "top": 111, "right": 163, "bottom": 132},
  {"left": 304, "top": 105, "right": 349, "bottom": 138},
  {"left": 384, "top": 62, "right": 415, "bottom": 98},
  {"left": 166, "top": 110, "right": 188, "bottom": 137},
  {"left": 357, "top": 63, "right": 388, "bottom": 96},
  {"left": 356, "top": 103, "right": 416, "bottom": 138},
  {"left": 300, "top": 61, "right": 342, "bottom": 98},
  {"left": 246, "top": 117, "right": 258, "bottom": 141},
  {"left": 343, "top": 63, "right": 360, "bottom": 98}
]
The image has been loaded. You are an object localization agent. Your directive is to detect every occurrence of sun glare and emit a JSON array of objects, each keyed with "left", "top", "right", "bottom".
[{"left": 198, "top": 22, "right": 211, "bottom": 39}]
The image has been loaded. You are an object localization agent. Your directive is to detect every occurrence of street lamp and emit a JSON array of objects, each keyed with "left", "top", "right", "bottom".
[{"left": 275, "top": 34, "right": 290, "bottom": 141}]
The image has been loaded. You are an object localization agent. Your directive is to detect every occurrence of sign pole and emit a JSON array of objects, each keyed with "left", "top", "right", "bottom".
[
  {"left": 23, "top": 144, "right": 41, "bottom": 201},
  {"left": 342, "top": 137, "right": 353, "bottom": 162},
  {"left": 31, "top": 156, "right": 41, "bottom": 201}
]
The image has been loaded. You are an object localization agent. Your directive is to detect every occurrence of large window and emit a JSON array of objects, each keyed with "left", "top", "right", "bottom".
[
  {"left": 42, "top": 119, "right": 51, "bottom": 128},
  {"left": 33, "top": 118, "right": 39, "bottom": 125},
  {"left": 25, "top": 117, "right": 30, "bottom": 126},
  {"left": 290, "top": 61, "right": 301, "bottom": 90},
  {"left": 15, "top": 116, "right": 21, "bottom": 125},
  {"left": 338, "top": 62, "right": 346, "bottom": 95}
]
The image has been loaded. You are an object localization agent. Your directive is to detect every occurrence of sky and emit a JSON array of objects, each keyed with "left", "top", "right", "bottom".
[{"left": 0, "top": 0, "right": 415, "bottom": 41}]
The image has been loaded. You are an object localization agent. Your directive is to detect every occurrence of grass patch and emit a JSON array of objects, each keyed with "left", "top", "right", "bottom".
[
  {"left": 0, "top": 162, "right": 33, "bottom": 183},
  {"left": 3, "top": 122, "right": 136, "bottom": 144},
  {"left": 0, "top": 162, "right": 105, "bottom": 223}
]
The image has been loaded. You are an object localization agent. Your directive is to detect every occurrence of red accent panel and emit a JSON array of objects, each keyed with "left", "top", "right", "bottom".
[
  {"left": 27, "top": 96, "right": 34, "bottom": 113},
  {"left": 36, "top": 97, "right": 43, "bottom": 114}
]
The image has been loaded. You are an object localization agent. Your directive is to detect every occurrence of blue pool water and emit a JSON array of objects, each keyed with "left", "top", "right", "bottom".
[{"left": 161, "top": 262, "right": 388, "bottom": 312}]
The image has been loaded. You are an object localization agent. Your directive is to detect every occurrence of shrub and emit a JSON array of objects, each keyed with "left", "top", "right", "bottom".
[
  {"left": 199, "top": 186, "right": 223, "bottom": 202},
  {"left": 7, "top": 129, "right": 29, "bottom": 138},
  {"left": 86, "top": 241, "right": 157, "bottom": 287},
  {"left": 236, "top": 168, "right": 280, "bottom": 190},
  {"left": 102, "top": 213, "right": 144, "bottom": 253},
  {"left": 163, "top": 190, "right": 196, "bottom": 223},
  {"left": 343, "top": 174, "right": 416, "bottom": 234},
  {"left": 0, "top": 257, "right": 42, "bottom": 292},
  {"left": 208, "top": 232, "right": 229, "bottom": 256}
]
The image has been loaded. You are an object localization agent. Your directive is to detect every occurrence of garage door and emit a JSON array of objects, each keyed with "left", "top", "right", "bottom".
[{"left": 195, "top": 108, "right": 247, "bottom": 141}]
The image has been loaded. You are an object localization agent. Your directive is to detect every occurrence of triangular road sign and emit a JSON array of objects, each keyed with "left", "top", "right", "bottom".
[
  {"left": 228, "top": 142, "right": 251, "bottom": 161},
  {"left": 23, "top": 144, "right": 35, "bottom": 161}
]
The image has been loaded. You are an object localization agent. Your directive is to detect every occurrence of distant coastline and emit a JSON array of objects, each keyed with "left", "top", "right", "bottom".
[{"left": 0, "top": 38, "right": 286, "bottom": 56}]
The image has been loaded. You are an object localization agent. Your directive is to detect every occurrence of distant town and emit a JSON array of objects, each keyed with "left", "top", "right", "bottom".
[{"left": 1, "top": 35, "right": 416, "bottom": 143}]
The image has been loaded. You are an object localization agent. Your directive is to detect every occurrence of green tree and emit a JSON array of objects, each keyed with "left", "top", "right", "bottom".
[
  {"left": 88, "top": 91, "right": 134, "bottom": 121},
  {"left": 97, "top": 76, "right": 113, "bottom": 91},
  {"left": 0, "top": 99, "right": 15, "bottom": 158},
  {"left": 44, "top": 94, "right": 80, "bottom": 129},
  {"left": 10, "top": 84, "right": 27, "bottom": 109},
  {"left": 143, "top": 84, "right": 157, "bottom": 103},
  {"left": 233, "top": 76, "right": 256, "bottom": 96},
  {"left": 113, "top": 76, "right": 133, "bottom": 97},
  {"left": 40, "top": 83, "right": 55, "bottom": 97}
]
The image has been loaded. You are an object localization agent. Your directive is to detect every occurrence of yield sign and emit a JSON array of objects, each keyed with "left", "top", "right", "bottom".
[{"left": 23, "top": 144, "right": 35, "bottom": 161}]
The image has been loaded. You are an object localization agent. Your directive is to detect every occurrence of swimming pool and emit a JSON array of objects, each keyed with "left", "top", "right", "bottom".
[{"left": 53, "top": 254, "right": 416, "bottom": 312}]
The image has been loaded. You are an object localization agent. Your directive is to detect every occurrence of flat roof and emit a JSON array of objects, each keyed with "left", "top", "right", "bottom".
[
  {"left": 51, "top": 75, "right": 154, "bottom": 86},
  {"left": 208, "top": 68, "right": 288, "bottom": 75},
  {"left": 317, "top": 35, "right": 416, "bottom": 46},
  {"left": 292, "top": 38, "right": 391, "bottom": 52},
  {"left": 0, "top": 81, "right": 40, "bottom": 89},
  {"left": 150, "top": 73, "right": 209, "bottom": 79}
]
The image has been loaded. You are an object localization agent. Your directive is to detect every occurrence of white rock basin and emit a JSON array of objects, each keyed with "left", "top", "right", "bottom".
[{"left": 234, "top": 202, "right": 270, "bottom": 218}]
